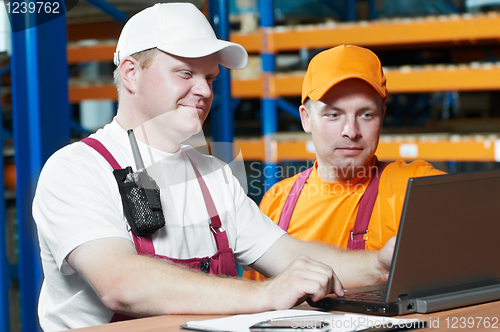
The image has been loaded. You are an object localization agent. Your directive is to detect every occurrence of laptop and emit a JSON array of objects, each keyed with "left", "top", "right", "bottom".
[{"left": 309, "top": 169, "right": 500, "bottom": 316}]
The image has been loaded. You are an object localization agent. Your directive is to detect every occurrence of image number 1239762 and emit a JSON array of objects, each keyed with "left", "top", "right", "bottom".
[{"left": 3, "top": 0, "right": 79, "bottom": 32}]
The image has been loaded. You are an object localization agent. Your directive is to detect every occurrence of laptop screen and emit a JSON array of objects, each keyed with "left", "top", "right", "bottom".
[{"left": 386, "top": 169, "right": 500, "bottom": 302}]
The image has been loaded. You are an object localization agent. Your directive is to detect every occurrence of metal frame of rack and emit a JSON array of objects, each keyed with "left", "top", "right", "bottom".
[{"left": 9, "top": 9, "right": 70, "bottom": 332}]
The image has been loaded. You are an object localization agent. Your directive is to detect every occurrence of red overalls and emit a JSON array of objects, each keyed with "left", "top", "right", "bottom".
[
  {"left": 81, "top": 138, "right": 238, "bottom": 322},
  {"left": 276, "top": 160, "right": 389, "bottom": 250}
]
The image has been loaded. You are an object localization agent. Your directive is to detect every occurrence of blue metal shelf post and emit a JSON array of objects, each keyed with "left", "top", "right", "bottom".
[
  {"left": 10, "top": 5, "right": 70, "bottom": 331},
  {"left": 368, "top": 0, "right": 378, "bottom": 19},
  {"left": 346, "top": 0, "right": 357, "bottom": 21},
  {"left": 83, "top": 0, "right": 129, "bottom": 24},
  {"left": 208, "top": 0, "right": 235, "bottom": 165},
  {"left": 259, "top": 0, "right": 279, "bottom": 191}
]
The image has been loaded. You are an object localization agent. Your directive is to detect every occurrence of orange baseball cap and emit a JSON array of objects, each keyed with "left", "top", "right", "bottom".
[{"left": 302, "top": 45, "right": 387, "bottom": 104}]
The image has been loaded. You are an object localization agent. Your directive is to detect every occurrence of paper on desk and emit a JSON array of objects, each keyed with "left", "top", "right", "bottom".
[
  {"left": 185, "top": 310, "right": 329, "bottom": 332},
  {"left": 184, "top": 309, "right": 423, "bottom": 332}
]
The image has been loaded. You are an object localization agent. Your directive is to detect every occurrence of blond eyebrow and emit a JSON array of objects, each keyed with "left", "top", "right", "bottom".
[
  {"left": 207, "top": 70, "right": 219, "bottom": 80},
  {"left": 358, "top": 106, "right": 379, "bottom": 111}
]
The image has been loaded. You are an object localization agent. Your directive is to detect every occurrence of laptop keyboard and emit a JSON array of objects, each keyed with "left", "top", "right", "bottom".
[{"left": 343, "top": 290, "right": 386, "bottom": 302}]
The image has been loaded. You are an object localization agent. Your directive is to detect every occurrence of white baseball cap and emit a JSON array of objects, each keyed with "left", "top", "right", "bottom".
[{"left": 113, "top": 2, "right": 248, "bottom": 70}]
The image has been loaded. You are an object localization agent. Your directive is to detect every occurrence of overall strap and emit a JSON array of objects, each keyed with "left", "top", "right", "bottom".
[
  {"left": 82, "top": 138, "right": 231, "bottom": 254},
  {"left": 188, "top": 157, "right": 230, "bottom": 251},
  {"left": 81, "top": 138, "right": 121, "bottom": 170},
  {"left": 347, "top": 161, "right": 389, "bottom": 250},
  {"left": 80, "top": 137, "right": 156, "bottom": 255},
  {"left": 277, "top": 167, "right": 314, "bottom": 231}
]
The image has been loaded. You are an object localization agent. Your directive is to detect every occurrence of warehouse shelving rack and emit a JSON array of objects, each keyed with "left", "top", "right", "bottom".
[
  {"left": 229, "top": 7, "right": 500, "bottom": 166},
  {"left": 3, "top": 1, "right": 500, "bottom": 331},
  {"left": 66, "top": 7, "right": 500, "bottom": 166},
  {"left": 67, "top": 11, "right": 500, "bottom": 99}
]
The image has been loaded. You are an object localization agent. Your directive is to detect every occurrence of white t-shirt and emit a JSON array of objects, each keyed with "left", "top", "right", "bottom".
[{"left": 33, "top": 119, "right": 285, "bottom": 331}]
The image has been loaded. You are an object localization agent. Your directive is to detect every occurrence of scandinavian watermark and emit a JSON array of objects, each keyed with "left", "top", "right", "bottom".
[{"left": 247, "top": 162, "right": 385, "bottom": 197}]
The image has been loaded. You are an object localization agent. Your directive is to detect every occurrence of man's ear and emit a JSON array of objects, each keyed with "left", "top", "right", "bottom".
[
  {"left": 299, "top": 104, "right": 311, "bottom": 134},
  {"left": 119, "top": 56, "right": 140, "bottom": 94}
]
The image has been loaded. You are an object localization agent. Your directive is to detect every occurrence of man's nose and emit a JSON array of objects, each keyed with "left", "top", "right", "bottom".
[
  {"left": 192, "top": 78, "right": 212, "bottom": 98},
  {"left": 341, "top": 117, "right": 361, "bottom": 139}
]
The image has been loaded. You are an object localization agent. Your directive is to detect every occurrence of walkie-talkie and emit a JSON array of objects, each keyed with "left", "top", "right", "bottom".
[{"left": 113, "top": 129, "right": 165, "bottom": 237}]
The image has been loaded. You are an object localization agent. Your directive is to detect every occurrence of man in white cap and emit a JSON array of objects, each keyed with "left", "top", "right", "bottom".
[{"left": 33, "top": 3, "right": 394, "bottom": 330}]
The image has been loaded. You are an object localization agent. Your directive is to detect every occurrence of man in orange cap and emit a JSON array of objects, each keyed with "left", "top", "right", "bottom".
[{"left": 244, "top": 45, "right": 445, "bottom": 281}]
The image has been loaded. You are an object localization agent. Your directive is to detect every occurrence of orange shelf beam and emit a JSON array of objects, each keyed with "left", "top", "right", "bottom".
[
  {"left": 385, "top": 65, "right": 500, "bottom": 93},
  {"left": 230, "top": 31, "right": 263, "bottom": 53},
  {"left": 257, "top": 13, "right": 500, "bottom": 52},
  {"left": 230, "top": 73, "right": 304, "bottom": 98},
  {"left": 230, "top": 77, "right": 263, "bottom": 98},
  {"left": 69, "top": 83, "right": 117, "bottom": 103},
  {"left": 67, "top": 13, "right": 500, "bottom": 63},
  {"left": 275, "top": 140, "right": 316, "bottom": 161},
  {"left": 69, "top": 64, "right": 500, "bottom": 103},
  {"left": 67, "top": 21, "right": 122, "bottom": 42},
  {"left": 234, "top": 136, "right": 500, "bottom": 162},
  {"left": 273, "top": 73, "right": 305, "bottom": 97},
  {"left": 234, "top": 139, "right": 266, "bottom": 160},
  {"left": 231, "top": 64, "right": 500, "bottom": 98},
  {"left": 67, "top": 43, "right": 116, "bottom": 65},
  {"left": 376, "top": 138, "right": 497, "bottom": 162}
]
